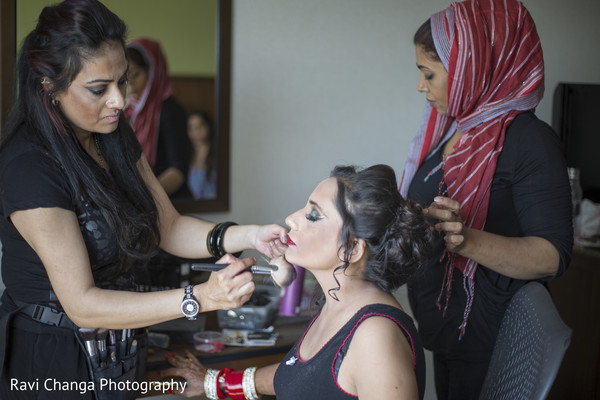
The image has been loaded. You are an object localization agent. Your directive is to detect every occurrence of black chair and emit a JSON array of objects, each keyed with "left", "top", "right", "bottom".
[{"left": 479, "top": 282, "right": 572, "bottom": 400}]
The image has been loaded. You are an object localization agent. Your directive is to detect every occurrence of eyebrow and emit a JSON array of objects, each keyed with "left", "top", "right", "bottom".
[
  {"left": 85, "top": 66, "right": 129, "bottom": 84},
  {"left": 308, "top": 200, "right": 326, "bottom": 216}
]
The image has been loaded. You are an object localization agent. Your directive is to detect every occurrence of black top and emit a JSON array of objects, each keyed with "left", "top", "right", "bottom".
[
  {"left": 0, "top": 123, "right": 142, "bottom": 312},
  {"left": 407, "top": 112, "right": 573, "bottom": 356},
  {"left": 273, "top": 304, "right": 426, "bottom": 399},
  {"left": 154, "top": 97, "right": 192, "bottom": 198}
]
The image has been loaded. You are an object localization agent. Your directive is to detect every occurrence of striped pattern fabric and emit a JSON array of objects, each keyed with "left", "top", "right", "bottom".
[
  {"left": 400, "top": 0, "right": 544, "bottom": 337},
  {"left": 123, "top": 38, "right": 175, "bottom": 169}
]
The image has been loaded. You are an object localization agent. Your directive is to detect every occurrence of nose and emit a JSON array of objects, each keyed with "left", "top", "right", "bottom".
[
  {"left": 285, "top": 210, "right": 300, "bottom": 230},
  {"left": 106, "top": 86, "right": 125, "bottom": 109},
  {"left": 417, "top": 75, "right": 427, "bottom": 93}
]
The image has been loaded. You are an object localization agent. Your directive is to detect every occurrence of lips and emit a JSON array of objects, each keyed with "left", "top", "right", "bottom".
[
  {"left": 286, "top": 235, "right": 296, "bottom": 246},
  {"left": 104, "top": 113, "right": 120, "bottom": 122}
]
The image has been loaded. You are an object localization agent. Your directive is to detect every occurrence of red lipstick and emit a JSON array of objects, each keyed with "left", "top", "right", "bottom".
[{"left": 286, "top": 235, "right": 296, "bottom": 246}]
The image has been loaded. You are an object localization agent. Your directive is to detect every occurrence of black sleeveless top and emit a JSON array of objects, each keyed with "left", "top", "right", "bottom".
[{"left": 273, "top": 303, "right": 425, "bottom": 399}]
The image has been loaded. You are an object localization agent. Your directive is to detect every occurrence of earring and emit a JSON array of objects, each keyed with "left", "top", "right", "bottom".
[
  {"left": 41, "top": 78, "right": 47, "bottom": 86},
  {"left": 51, "top": 96, "right": 58, "bottom": 106}
]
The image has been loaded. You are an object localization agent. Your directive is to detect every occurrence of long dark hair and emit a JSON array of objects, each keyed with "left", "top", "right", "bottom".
[
  {"left": 0, "top": 0, "right": 160, "bottom": 267},
  {"left": 331, "top": 164, "right": 433, "bottom": 294}
]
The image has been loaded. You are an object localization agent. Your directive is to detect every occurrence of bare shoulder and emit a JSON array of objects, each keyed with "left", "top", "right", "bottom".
[{"left": 339, "top": 315, "right": 419, "bottom": 399}]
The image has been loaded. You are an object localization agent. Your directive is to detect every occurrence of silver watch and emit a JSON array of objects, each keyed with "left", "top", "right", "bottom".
[{"left": 181, "top": 285, "right": 200, "bottom": 320}]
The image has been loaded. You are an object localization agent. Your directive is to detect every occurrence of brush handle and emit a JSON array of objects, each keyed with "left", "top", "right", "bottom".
[{"left": 191, "top": 263, "right": 275, "bottom": 275}]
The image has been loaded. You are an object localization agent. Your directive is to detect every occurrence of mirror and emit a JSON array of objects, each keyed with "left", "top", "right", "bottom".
[{"left": 0, "top": 0, "right": 231, "bottom": 213}]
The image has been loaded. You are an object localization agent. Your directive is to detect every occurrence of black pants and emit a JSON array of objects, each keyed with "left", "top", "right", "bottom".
[
  {"left": 433, "top": 351, "right": 490, "bottom": 400},
  {"left": 0, "top": 313, "right": 94, "bottom": 400}
]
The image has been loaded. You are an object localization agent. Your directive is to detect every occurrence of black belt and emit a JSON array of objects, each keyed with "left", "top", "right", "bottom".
[{"left": 19, "top": 304, "right": 76, "bottom": 330}]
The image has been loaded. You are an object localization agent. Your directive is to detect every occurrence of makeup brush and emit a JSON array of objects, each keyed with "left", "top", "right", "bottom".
[
  {"left": 96, "top": 328, "right": 108, "bottom": 367},
  {"left": 191, "top": 258, "right": 296, "bottom": 288},
  {"left": 78, "top": 328, "right": 100, "bottom": 368}
]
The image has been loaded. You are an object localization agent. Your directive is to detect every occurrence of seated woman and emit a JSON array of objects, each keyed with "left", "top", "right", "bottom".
[{"left": 163, "top": 164, "right": 434, "bottom": 400}]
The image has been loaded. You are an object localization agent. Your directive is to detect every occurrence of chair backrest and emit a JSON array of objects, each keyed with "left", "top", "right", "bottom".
[{"left": 479, "top": 282, "right": 572, "bottom": 400}]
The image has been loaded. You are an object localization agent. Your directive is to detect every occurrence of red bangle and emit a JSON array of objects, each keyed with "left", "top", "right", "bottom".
[
  {"left": 216, "top": 368, "right": 231, "bottom": 399},
  {"left": 224, "top": 369, "right": 245, "bottom": 400}
]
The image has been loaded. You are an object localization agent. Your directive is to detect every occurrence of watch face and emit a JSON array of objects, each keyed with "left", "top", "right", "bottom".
[{"left": 181, "top": 299, "right": 199, "bottom": 317}]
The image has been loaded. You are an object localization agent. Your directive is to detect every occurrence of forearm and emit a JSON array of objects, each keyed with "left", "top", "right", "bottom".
[
  {"left": 157, "top": 167, "right": 185, "bottom": 195},
  {"left": 159, "top": 220, "right": 260, "bottom": 259},
  {"left": 254, "top": 363, "right": 278, "bottom": 396},
  {"left": 67, "top": 286, "right": 188, "bottom": 329},
  {"left": 459, "top": 228, "right": 559, "bottom": 279}
]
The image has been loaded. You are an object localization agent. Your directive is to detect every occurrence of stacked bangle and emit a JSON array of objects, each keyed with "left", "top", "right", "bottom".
[
  {"left": 204, "top": 369, "right": 220, "bottom": 400},
  {"left": 242, "top": 367, "right": 260, "bottom": 400},
  {"left": 204, "top": 367, "right": 260, "bottom": 400},
  {"left": 206, "top": 222, "right": 238, "bottom": 258}
]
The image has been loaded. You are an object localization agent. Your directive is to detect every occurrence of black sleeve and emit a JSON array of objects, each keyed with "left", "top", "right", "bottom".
[
  {"left": 507, "top": 113, "right": 573, "bottom": 277},
  {"left": 0, "top": 150, "right": 74, "bottom": 219},
  {"left": 154, "top": 97, "right": 192, "bottom": 176}
]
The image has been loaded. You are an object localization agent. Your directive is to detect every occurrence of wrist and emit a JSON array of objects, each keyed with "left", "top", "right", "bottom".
[
  {"left": 207, "top": 222, "right": 239, "bottom": 258},
  {"left": 193, "top": 284, "right": 208, "bottom": 314}
]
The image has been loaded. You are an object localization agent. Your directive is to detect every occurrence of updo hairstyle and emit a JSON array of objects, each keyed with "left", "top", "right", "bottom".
[{"left": 332, "top": 164, "right": 434, "bottom": 293}]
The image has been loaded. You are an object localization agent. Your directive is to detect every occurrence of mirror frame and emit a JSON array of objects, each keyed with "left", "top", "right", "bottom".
[{"left": 0, "top": 0, "right": 231, "bottom": 213}]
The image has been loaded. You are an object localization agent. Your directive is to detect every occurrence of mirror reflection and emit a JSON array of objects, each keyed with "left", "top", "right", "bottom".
[{"left": 13, "top": 0, "right": 229, "bottom": 212}]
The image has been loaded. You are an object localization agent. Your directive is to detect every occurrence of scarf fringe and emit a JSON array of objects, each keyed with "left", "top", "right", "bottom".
[{"left": 436, "top": 250, "right": 476, "bottom": 340}]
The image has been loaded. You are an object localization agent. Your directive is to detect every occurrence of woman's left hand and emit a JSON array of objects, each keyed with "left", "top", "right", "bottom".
[
  {"left": 253, "top": 224, "right": 289, "bottom": 258},
  {"left": 160, "top": 349, "right": 206, "bottom": 397},
  {"left": 423, "top": 196, "right": 469, "bottom": 253}
]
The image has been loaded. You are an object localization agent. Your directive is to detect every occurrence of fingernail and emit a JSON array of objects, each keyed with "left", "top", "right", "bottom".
[{"left": 434, "top": 197, "right": 443, "bottom": 203}]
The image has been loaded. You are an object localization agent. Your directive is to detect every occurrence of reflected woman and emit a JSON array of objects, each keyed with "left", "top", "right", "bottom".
[
  {"left": 124, "top": 38, "right": 192, "bottom": 197},
  {"left": 187, "top": 110, "right": 217, "bottom": 200}
]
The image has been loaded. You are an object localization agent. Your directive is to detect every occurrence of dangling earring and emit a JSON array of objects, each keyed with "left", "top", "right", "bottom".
[{"left": 49, "top": 91, "right": 58, "bottom": 106}]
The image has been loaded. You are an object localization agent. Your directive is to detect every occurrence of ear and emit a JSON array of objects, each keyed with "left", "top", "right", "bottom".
[
  {"left": 40, "top": 76, "right": 55, "bottom": 93},
  {"left": 348, "top": 238, "right": 367, "bottom": 264}
]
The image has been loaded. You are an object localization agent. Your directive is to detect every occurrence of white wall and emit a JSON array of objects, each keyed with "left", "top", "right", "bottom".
[
  {"left": 195, "top": 1, "right": 600, "bottom": 399},
  {"left": 203, "top": 0, "right": 600, "bottom": 228}
]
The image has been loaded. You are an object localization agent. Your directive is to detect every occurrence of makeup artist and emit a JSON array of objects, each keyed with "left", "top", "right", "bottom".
[
  {"left": 0, "top": 1, "right": 287, "bottom": 399},
  {"left": 399, "top": 0, "right": 573, "bottom": 398}
]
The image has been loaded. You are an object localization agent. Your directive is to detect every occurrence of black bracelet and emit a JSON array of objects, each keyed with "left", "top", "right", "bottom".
[
  {"left": 206, "top": 225, "right": 217, "bottom": 257},
  {"left": 209, "top": 222, "right": 238, "bottom": 258}
]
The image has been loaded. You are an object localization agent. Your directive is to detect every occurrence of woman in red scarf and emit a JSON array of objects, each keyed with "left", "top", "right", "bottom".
[
  {"left": 400, "top": 0, "right": 573, "bottom": 398},
  {"left": 124, "top": 38, "right": 191, "bottom": 196}
]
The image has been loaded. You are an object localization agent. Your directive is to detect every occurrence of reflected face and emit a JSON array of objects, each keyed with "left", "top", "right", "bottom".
[
  {"left": 187, "top": 114, "right": 211, "bottom": 145},
  {"left": 126, "top": 59, "right": 148, "bottom": 100},
  {"left": 284, "top": 178, "right": 343, "bottom": 272},
  {"left": 415, "top": 45, "right": 449, "bottom": 115},
  {"left": 53, "top": 40, "right": 127, "bottom": 138}
]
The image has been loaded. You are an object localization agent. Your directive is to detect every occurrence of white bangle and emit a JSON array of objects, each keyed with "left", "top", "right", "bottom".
[
  {"left": 242, "top": 366, "right": 260, "bottom": 400},
  {"left": 204, "top": 368, "right": 220, "bottom": 400}
]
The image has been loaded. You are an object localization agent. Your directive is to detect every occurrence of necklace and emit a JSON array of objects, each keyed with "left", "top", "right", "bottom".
[{"left": 93, "top": 133, "right": 107, "bottom": 170}]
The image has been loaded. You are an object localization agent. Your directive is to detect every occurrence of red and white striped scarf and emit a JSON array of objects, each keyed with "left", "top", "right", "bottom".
[
  {"left": 123, "top": 38, "right": 174, "bottom": 169},
  {"left": 399, "top": 0, "right": 544, "bottom": 337}
]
